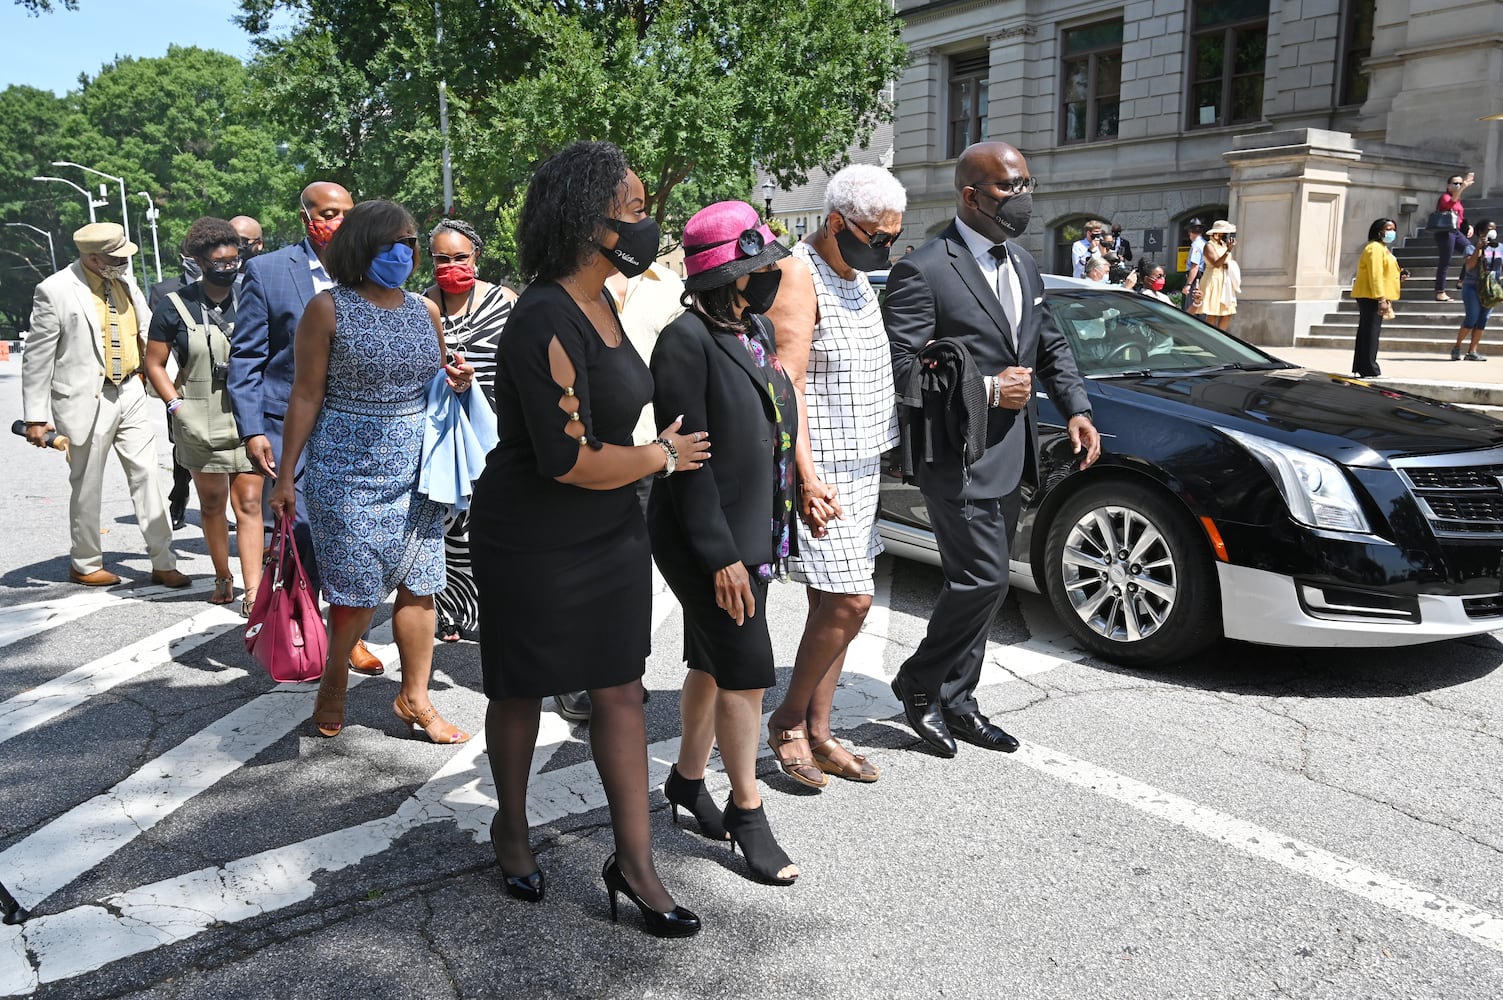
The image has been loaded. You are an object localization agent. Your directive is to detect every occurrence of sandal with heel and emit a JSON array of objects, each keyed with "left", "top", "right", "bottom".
[
  {"left": 810, "top": 737, "right": 880, "bottom": 783},
  {"left": 767, "top": 726, "right": 828, "bottom": 790},
  {"left": 393, "top": 694, "right": 470, "bottom": 744},
  {"left": 722, "top": 800, "right": 798, "bottom": 885},
  {"left": 663, "top": 764, "right": 728, "bottom": 840},
  {"left": 209, "top": 576, "right": 234, "bottom": 605},
  {"left": 312, "top": 684, "right": 347, "bottom": 738}
]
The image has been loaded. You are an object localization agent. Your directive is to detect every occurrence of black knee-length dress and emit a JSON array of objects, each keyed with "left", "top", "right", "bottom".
[{"left": 469, "top": 281, "right": 654, "bottom": 699}]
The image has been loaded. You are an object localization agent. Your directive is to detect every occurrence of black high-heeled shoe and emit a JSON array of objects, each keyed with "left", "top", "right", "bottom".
[
  {"left": 602, "top": 854, "right": 701, "bottom": 938},
  {"left": 663, "top": 765, "right": 729, "bottom": 841},
  {"left": 490, "top": 815, "right": 544, "bottom": 903},
  {"left": 722, "top": 800, "right": 798, "bottom": 886}
]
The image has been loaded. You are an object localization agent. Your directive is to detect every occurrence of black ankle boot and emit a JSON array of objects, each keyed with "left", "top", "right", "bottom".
[
  {"left": 722, "top": 800, "right": 798, "bottom": 886},
  {"left": 663, "top": 765, "right": 728, "bottom": 841}
]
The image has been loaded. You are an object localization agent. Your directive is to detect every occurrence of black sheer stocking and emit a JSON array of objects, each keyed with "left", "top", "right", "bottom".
[
  {"left": 486, "top": 697, "right": 541, "bottom": 876},
  {"left": 588, "top": 678, "right": 675, "bottom": 912}
]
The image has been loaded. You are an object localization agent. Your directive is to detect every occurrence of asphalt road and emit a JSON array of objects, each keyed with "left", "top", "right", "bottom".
[{"left": 1, "top": 362, "right": 1501, "bottom": 999}]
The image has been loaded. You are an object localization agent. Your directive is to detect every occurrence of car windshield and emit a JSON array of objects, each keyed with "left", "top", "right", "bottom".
[{"left": 1044, "top": 289, "right": 1287, "bottom": 377}]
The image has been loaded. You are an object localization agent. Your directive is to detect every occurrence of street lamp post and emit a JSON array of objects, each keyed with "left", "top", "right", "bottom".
[
  {"left": 795, "top": 219, "right": 806, "bottom": 241},
  {"left": 32, "top": 175, "right": 107, "bottom": 222},
  {"left": 762, "top": 179, "right": 775, "bottom": 221},
  {"left": 53, "top": 161, "right": 137, "bottom": 286},
  {"left": 3, "top": 222, "right": 57, "bottom": 273},
  {"left": 137, "top": 192, "right": 162, "bottom": 283}
]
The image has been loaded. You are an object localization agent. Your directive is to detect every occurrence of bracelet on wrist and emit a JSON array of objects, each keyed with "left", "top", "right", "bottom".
[
  {"left": 166, "top": 398, "right": 183, "bottom": 414},
  {"left": 652, "top": 437, "right": 678, "bottom": 477}
]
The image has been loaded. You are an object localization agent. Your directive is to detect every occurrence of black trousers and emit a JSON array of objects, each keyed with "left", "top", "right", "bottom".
[
  {"left": 1352, "top": 297, "right": 1383, "bottom": 378},
  {"left": 896, "top": 491, "right": 1021, "bottom": 716}
]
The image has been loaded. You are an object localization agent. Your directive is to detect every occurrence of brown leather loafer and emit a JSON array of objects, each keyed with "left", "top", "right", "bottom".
[
  {"left": 150, "top": 568, "right": 191, "bottom": 588},
  {"left": 348, "top": 640, "right": 385, "bottom": 676},
  {"left": 70, "top": 568, "right": 121, "bottom": 587}
]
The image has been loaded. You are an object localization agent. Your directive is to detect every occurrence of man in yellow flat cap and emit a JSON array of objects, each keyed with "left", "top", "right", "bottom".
[{"left": 20, "top": 222, "right": 188, "bottom": 587}]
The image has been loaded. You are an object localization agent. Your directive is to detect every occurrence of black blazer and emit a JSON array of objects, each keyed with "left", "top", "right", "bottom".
[
  {"left": 647, "top": 312, "right": 796, "bottom": 575},
  {"left": 886, "top": 221, "right": 1090, "bottom": 500}
]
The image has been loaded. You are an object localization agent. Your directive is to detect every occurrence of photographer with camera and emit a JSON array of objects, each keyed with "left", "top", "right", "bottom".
[
  {"left": 144, "top": 217, "right": 263, "bottom": 610},
  {"left": 1071, "top": 220, "right": 1107, "bottom": 278},
  {"left": 1097, "top": 229, "right": 1133, "bottom": 284}
]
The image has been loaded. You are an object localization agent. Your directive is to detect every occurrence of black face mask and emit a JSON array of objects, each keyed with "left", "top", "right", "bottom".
[
  {"left": 599, "top": 217, "right": 661, "bottom": 278},
  {"left": 978, "top": 191, "right": 1033, "bottom": 242},
  {"left": 203, "top": 268, "right": 238, "bottom": 288},
  {"left": 740, "top": 268, "right": 782, "bottom": 315},
  {"left": 834, "top": 221, "right": 891, "bottom": 272}
]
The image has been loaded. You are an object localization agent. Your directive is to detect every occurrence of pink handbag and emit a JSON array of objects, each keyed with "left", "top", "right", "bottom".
[{"left": 244, "top": 516, "right": 328, "bottom": 683}]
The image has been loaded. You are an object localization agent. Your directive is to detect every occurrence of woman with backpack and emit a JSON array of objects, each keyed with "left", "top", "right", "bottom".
[{"left": 1451, "top": 219, "right": 1503, "bottom": 361}]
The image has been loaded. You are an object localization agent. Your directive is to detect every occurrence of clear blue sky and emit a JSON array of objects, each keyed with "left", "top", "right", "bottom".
[{"left": 0, "top": 0, "right": 277, "bottom": 94}]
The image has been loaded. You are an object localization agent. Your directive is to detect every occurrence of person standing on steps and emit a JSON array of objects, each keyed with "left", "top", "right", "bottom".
[
  {"left": 885, "top": 141, "right": 1100, "bottom": 759},
  {"left": 1451, "top": 219, "right": 1501, "bottom": 361},
  {"left": 1434, "top": 172, "right": 1475, "bottom": 303}
]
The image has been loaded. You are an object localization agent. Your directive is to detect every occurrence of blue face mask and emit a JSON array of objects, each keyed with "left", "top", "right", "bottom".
[
  {"left": 1382, "top": 230, "right": 1396, "bottom": 244},
  {"left": 367, "top": 241, "right": 413, "bottom": 288}
]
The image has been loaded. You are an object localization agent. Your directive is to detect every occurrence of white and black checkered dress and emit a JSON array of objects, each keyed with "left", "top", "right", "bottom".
[{"left": 788, "top": 242, "right": 900, "bottom": 595}]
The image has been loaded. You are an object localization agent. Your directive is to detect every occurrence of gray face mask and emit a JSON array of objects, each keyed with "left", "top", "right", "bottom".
[
  {"left": 181, "top": 255, "right": 203, "bottom": 280},
  {"left": 97, "top": 262, "right": 129, "bottom": 280}
]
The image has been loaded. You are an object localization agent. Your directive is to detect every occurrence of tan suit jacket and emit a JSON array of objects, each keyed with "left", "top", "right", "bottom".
[{"left": 22, "top": 261, "right": 150, "bottom": 442}]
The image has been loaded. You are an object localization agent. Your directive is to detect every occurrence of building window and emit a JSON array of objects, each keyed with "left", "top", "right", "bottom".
[
  {"left": 1339, "top": 0, "right": 1376, "bottom": 106},
  {"left": 1188, "top": 0, "right": 1269, "bottom": 129},
  {"left": 1061, "top": 19, "right": 1123, "bottom": 143},
  {"left": 948, "top": 50, "right": 989, "bottom": 158}
]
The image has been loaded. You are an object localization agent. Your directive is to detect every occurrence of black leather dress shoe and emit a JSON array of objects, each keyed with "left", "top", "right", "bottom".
[
  {"left": 942, "top": 711, "right": 1020, "bottom": 753},
  {"left": 169, "top": 500, "right": 186, "bottom": 531},
  {"left": 890, "top": 677, "right": 956, "bottom": 758},
  {"left": 554, "top": 690, "right": 591, "bottom": 722}
]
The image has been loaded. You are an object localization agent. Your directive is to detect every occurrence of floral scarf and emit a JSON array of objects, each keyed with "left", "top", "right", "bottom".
[{"left": 737, "top": 315, "right": 797, "bottom": 581}]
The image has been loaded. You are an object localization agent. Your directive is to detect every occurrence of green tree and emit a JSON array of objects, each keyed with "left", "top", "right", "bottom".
[
  {"left": 237, "top": 0, "right": 905, "bottom": 276},
  {"left": 13, "top": 0, "right": 78, "bottom": 12},
  {"left": 0, "top": 84, "right": 77, "bottom": 332}
]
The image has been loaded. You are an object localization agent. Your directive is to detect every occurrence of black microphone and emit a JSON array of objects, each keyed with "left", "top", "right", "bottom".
[{"left": 10, "top": 419, "right": 69, "bottom": 452}]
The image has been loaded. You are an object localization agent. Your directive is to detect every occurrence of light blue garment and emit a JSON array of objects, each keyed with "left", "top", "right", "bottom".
[{"left": 419, "top": 369, "right": 499, "bottom": 512}]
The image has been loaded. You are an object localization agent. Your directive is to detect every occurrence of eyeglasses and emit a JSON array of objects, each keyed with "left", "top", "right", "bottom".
[
  {"left": 431, "top": 251, "right": 474, "bottom": 265},
  {"left": 206, "top": 258, "right": 242, "bottom": 273},
  {"left": 393, "top": 236, "right": 419, "bottom": 250},
  {"left": 846, "top": 217, "right": 904, "bottom": 250},
  {"left": 1448, "top": 181, "right": 1463, "bottom": 187},
  {"left": 989, "top": 176, "right": 1038, "bottom": 196}
]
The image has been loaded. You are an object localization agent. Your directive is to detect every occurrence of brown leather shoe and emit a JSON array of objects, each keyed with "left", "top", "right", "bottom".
[
  {"left": 348, "top": 640, "right": 385, "bottom": 676},
  {"left": 150, "top": 568, "right": 191, "bottom": 588},
  {"left": 70, "top": 568, "right": 121, "bottom": 587}
]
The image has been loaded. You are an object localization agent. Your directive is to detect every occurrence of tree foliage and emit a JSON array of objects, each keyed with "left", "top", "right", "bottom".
[
  {"left": 236, "top": 0, "right": 905, "bottom": 275},
  {"left": 0, "top": 47, "right": 302, "bottom": 334},
  {"left": 13, "top": 0, "right": 78, "bottom": 12}
]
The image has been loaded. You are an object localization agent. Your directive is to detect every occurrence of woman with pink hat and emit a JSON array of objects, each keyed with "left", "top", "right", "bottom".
[{"left": 649, "top": 200, "right": 804, "bottom": 885}]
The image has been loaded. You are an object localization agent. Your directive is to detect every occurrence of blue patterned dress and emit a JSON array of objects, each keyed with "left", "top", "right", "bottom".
[{"left": 305, "top": 287, "right": 447, "bottom": 607}]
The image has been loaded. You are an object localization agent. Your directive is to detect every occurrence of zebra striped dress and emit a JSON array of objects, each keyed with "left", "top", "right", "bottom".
[{"left": 431, "top": 283, "right": 514, "bottom": 635}]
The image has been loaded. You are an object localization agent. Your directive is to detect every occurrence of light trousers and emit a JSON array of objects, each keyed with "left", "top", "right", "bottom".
[{"left": 65, "top": 376, "right": 176, "bottom": 575}]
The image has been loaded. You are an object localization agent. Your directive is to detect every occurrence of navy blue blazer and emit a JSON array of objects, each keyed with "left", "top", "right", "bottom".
[{"left": 228, "top": 240, "right": 318, "bottom": 441}]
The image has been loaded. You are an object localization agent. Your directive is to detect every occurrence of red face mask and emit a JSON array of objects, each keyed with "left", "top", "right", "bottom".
[
  {"left": 1149, "top": 277, "right": 1166, "bottom": 291},
  {"left": 435, "top": 262, "right": 477, "bottom": 294},
  {"left": 303, "top": 212, "right": 344, "bottom": 249}
]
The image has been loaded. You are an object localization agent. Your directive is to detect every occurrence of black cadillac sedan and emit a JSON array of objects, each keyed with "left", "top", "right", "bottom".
[{"left": 874, "top": 275, "right": 1503, "bottom": 667}]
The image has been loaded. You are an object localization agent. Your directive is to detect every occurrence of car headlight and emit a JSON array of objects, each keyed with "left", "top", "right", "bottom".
[{"left": 1219, "top": 428, "right": 1371, "bottom": 533}]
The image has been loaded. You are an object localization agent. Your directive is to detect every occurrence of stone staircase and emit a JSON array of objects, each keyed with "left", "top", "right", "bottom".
[{"left": 1299, "top": 198, "right": 1503, "bottom": 355}]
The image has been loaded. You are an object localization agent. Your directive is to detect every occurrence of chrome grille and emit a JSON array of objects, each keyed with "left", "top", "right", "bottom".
[{"left": 1394, "top": 448, "right": 1503, "bottom": 539}]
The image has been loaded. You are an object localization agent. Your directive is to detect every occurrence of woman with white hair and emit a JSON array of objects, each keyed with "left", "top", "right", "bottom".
[{"left": 764, "top": 163, "right": 905, "bottom": 790}]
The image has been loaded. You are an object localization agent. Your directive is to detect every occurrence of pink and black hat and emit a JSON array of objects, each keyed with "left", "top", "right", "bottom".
[{"left": 681, "top": 200, "right": 789, "bottom": 292}]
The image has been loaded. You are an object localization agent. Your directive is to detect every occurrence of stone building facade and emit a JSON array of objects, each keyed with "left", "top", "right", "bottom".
[{"left": 889, "top": 0, "right": 1501, "bottom": 343}]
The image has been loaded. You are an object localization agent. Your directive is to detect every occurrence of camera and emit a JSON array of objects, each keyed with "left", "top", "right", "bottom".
[{"left": 211, "top": 361, "right": 229, "bottom": 385}]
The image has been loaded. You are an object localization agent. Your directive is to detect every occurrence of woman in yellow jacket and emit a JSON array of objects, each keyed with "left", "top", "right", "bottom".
[{"left": 1351, "top": 217, "right": 1403, "bottom": 378}]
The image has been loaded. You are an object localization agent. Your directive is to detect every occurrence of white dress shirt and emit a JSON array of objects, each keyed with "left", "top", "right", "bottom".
[{"left": 953, "top": 216, "right": 1022, "bottom": 340}]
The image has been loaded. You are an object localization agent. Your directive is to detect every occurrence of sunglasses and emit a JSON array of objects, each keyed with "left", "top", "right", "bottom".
[
  {"left": 393, "top": 236, "right": 419, "bottom": 250},
  {"left": 431, "top": 251, "right": 474, "bottom": 265},
  {"left": 206, "top": 258, "right": 242, "bottom": 273},
  {"left": 987, "top": 176, "right": 1038, "bottom": 196},
  {"left": 846, "top": 217, "right": 904, "bottom": 250}
]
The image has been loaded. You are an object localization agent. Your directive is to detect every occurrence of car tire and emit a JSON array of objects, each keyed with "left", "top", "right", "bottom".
[{"left": 1043, "top": 479, "right": 1221, "bottom": 667}]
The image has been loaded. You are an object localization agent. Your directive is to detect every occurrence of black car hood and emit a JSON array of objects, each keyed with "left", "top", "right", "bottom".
[{"left": 1089, "top": 368, "right": 1503, "bottom": 467}]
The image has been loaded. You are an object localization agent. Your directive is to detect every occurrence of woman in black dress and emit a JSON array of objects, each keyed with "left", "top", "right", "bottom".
[
  {"left": 421, "top": 218, "right": 517, "bottom": 642},
  {"left": 649, "top": 200, "right": 803, "bottom": 885},
  {"left": 468, "top": 141, "right": 709, "bottom": 938}
]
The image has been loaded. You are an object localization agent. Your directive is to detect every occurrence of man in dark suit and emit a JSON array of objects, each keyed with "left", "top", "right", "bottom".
[
  {"left": 228, "top": 181, "right": 382, "bottom": 674},
  {"left": 885, "top": 141, "right": 1100, "bottom": 757}
]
